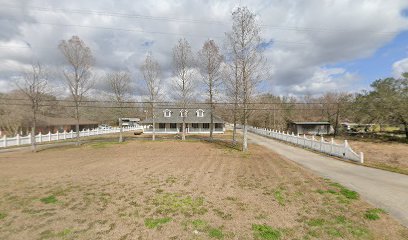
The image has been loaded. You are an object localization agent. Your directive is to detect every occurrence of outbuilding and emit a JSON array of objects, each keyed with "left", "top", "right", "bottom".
[{"left": 287, "top": 121, "right": 333, "bottom": 135}]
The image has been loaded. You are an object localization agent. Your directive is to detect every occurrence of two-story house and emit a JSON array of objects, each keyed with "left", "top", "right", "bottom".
[{"left": 140, "top": 107, "right": 225, "bottom": 134}]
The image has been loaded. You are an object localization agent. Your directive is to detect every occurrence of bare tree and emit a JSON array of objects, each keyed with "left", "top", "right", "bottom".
[
  {"left": 107, "top": 71, "right": 132, "bottom": 142},
  {"left": 141, "top": 52, "right": 162, "bottom": 141},
  {"left": 197, "top": 40, "right": 223, "bottom": 139},
  {"left": 223, "top": 58, "right": 241, "bottom": 144},
  {"left": 172, "top": 38, "right": 195, "bottom": 141},
  {"left": 58, "top": 36, "right": 94, "bottom": 146},
  {"left": 320, "top": 92, "right": 351, "bottom": 137},
  {"left": 16, "top": 62, "right": 48, "bottom": 152},
  {"left": 226, "top": 7, "right": 266, "bottom": 151}
]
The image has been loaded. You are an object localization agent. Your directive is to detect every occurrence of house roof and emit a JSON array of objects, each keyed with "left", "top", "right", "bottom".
[
  {"left": 140, "top": 107, "right": 224, "bottom": 124},
  {"left": 36, "top": 116, "right": 98, "bottom": 126},
  {"left": 291, "top": 121, "right": 331, "bottom": 125}
]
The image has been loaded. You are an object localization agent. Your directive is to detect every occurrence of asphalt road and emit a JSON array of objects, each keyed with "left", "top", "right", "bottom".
[{"left": 248, "top": 131, "right": 408, "bottom": 227}]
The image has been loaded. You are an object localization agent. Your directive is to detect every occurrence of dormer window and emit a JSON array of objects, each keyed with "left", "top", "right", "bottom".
[
  {"left": 196, "top": 109, "right": 204, "bottom": 117},
  {"left": 164, "top": 109, "right": 172, "bottom": 117},
  {"left": 180, "top": 109, "right": 188, "bottom": 117}
]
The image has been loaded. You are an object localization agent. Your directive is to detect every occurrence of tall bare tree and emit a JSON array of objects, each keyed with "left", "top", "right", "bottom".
[
  {"left": 172, "top": 38, "right": 195, "bottom": 141},
  {"left": 320, "top": 92, "right": 351, "bottom": 137},
  {"left": 223, "top": 58, "right": 241, "bottom": 144},
  {"left": 226, "top": 7, "right": 266, "bottom": 151},
  {"left": 107, "top": 71, "right": 132, "bottom": 142},
  {"left": 141, "top": 52, "right": 162, "bottom": 141},
  {"left": 197, "top": 40, "right": 223, "bottom": 139},
  {"left": 16, "top": 62, "right": 48, "bottom": 152},
  {"left": 58, "top": 36, "right": 94, "bottom": 146}
]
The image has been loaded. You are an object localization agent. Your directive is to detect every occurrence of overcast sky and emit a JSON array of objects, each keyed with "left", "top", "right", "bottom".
[{"left": 1, "top": 0, "right": 408, "bottom": 98}]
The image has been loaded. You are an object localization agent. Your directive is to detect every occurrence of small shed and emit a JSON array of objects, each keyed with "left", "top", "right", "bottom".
[{"left": 288, "top": 122, "right": 332, "bottom": 135}]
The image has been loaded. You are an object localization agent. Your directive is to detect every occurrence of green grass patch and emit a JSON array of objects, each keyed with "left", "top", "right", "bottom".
[
  {"left": 364, "top": 208, "right": 386, "bottom": 220},
  {"left": 0, "top": 212, "right": 7, "bottom": 220},
  {"left": 191, "top": 219, "right": 208, "bottom": 231},
  {"left": 274, "top": 190, "right": 285, "bottom": 206},
  {"left": 307, "top": 218, "right": 325, "bottom": 227},
  {"left": 144, "top": 217, "right": 172, "bottom": 229},
  {"left": 152, "top": 193, "right": 207, "bottom": 216},
  {"left": 209, "top": 227, "right": 224, "bottom": 239},
  {"left": 40, "top": 195, "right": 58, "bottom": 204},
  {"left": 40, "top": 228, "right": 72, "bottom": 239},
  {"left": 339, "top": 188, "right": 359, "bottom": 200},
  {"left": 252, "top": 224, "right": 281, "bottom": 240}
]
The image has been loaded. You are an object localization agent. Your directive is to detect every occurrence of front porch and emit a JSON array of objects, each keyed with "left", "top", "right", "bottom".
[{"left": 142, "top": 123, "right": 225, "bottom": 134}]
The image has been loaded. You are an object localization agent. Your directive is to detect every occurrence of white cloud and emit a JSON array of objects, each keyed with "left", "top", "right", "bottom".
[
  {"left": 392, "top": 58, "right": 408, "bottom": 78},
  {"left": 0, "top": 0, "right": 408, "bottom": 96}
]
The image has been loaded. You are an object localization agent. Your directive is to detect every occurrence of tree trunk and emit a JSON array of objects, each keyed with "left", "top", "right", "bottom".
[
  {"left": 242, "top": 114, "right": 248, "bottom": 152},
  {"left": 333, "top": 108, "right": 340, "bottom": 137},
  {"left": 152, "top": 110, "right": 156, "bottom": 141},
  {"left": 182, "top": 119, "right": 186, "bottom": 141},
  {"left": 75, "top": 106, "right": 80, "bottom": 146},
  {"left": 119, "top": 118, "right": 123, "bottom": 143},
  {"left": 232, "top": 107, "right": 237, "bottom": 144},
  {"left": 31, "top": 126, "right": 36, "bottom": 152},
  {"left": 210, "top": 100, "right": 214, "bottom": 139}
]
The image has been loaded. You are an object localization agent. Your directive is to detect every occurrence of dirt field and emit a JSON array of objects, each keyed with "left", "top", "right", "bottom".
[
  {"left": 0, "top": 139, "right": 407, "bottom": 239},
  {"left": 345, "top": 140, "right": 408, "bottom": 175}
]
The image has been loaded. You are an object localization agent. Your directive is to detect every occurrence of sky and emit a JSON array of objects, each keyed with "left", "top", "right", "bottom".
[{"left": 0, "top": 0, "right": 408, "bottom": 99}]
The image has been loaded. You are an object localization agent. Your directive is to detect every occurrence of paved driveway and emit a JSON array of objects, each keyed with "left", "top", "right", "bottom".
[{"left": 248, "top": 132, "right": 408, "bottom": 227}]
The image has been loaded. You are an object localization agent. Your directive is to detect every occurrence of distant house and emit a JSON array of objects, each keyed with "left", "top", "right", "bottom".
[
  {"left": 287, "top": 121, "right": 333, "bottom": 135},
  {"left": 120, "top": 118, "right": 140, "bottom": 127},
  {"left": 140, "top": 107, "right": 224, "bottom": 134},
  {"left": 35, "top": 116, "right": 98, "bottom": 134}
]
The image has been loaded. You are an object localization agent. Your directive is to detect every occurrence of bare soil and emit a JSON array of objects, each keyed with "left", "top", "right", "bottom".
[
  {"left": 0, "top": 139, "right": 407, "bottom": 239},
  {"left": 345, "top": 140, "right": 408, "bottom": 175}
]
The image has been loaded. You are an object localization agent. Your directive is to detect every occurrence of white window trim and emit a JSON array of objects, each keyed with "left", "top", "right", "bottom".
[
  {"left": 196, "top": 109, "right": 204, "bottom": 117},
  {"left": 164, "top": 109, "right": 171, "bottom": 117},
  {"left": 180, "top": 109, "right": 188, "bottom": 117}
]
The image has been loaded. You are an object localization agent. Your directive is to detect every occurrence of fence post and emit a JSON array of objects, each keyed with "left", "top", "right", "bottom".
[
  {"left": 360, "top": 152, "right": 364, "bottom": 164},
  {"left": 3, "top": 135, "right": 6, "bottom": 148},
  {"left": 28, "top": 133, "right": 32, "bottom": 144},
  {"left": 63, "top": 130, "right": 66, "bottom": 140},
  {"left": 70, "top": 130, "right": 73, "bottom": 139},
  {"left": 88, "top": 128, "right": 90, "bottom": 136},
  {"left": 38, "top": 132, "right": 42, "bottom": 143},
  {"left": 343, "top": 140, "right": 348, "bottom": 158},
  {"left": 16, "top": 134, "right": 20, "bottom": 145},
  {"left": 330, "top": 138, "right": 334, "bottom": 155},
  {"left": 320, "top": 136, "right": 324, "bottom": 152},
  {"left": 48, "top": 131, "right": 51, "bottom": 142}
]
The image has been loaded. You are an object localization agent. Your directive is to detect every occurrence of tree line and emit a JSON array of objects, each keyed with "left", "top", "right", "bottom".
[
  {"left": 0, "top": 7, "right": 265, "bottom": 152},
  {"left": 1, "top": 6, "right": 407, "bottom": 153}
]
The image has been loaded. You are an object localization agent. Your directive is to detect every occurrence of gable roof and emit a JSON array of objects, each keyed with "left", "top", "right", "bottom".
[{"left": 141, "top": 106, "right": 224, "bottom": 124}]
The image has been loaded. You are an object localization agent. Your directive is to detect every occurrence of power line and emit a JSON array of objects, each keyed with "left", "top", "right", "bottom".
[
  {"left": 3, "top": 4, "right": 401, "bottom": 35},
  {"left": 1, "top": 102, "right": 396, "bottom": 111},
  {"left": 0, "top": 97, "right": 371, "bottom": 105}
]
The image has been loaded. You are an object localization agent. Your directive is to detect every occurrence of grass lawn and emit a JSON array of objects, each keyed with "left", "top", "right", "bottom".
[{"left": 0, "top": 138, "right": 407, "bottom": 239}]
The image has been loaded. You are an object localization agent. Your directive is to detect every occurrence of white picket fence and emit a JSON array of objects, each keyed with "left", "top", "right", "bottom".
[
  {"left": 249, "top": 126, "right": 364, "bottom": 163},
  {"left": 0, "top": 126, "right": 141, "bottom": 148}
]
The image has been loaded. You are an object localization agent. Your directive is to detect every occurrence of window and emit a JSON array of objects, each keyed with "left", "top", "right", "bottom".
[
  {"left": 203, "top": 123, "right": 210, "bottom": 129},
  {"left": 180, "top": 109, "right": 188, "bottom": 117},
  {"left": 215, "top": 123, "right": 222, "bottom": 129},
  {"left": 196, "top": 109, "right": 204, "bottom": 117},
  {"left": 159, "top": 123, "right": 165, "bottom": 129},
  {"left": 170, "top": 123, "right": 177, "bottom": 129},
  {"left": 164, "top": 109, "right": 171, "bottom": 117},
  {"left": 192, "top": 123, "right": 198, "bottom": 128}
]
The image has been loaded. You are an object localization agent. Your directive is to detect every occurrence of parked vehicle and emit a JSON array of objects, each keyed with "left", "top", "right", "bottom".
[{"left": 98, "top": 124, "right": 112, "bottom": 130}]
